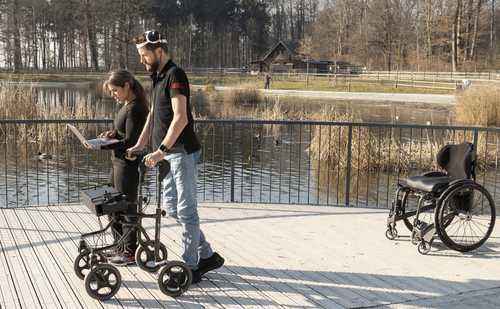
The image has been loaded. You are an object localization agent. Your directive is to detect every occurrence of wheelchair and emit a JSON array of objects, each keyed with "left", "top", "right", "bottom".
[
  {"left": 386, "top": 142, "right": 496, "bottom": 255},
  {"left": 74, "top": 159, "right": 192, "bottom": 300}
]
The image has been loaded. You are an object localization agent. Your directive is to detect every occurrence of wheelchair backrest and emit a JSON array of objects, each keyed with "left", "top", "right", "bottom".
[{"left": 436, "top": 142, "right": 475, "bottom": 180}]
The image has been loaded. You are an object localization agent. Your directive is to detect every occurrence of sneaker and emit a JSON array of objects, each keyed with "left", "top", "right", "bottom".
[
  {"left": 109, "top": 253, "right": 135, "bottom": 266},
  {"left": 197, "top": 252, "right": 224, "bottom": 275},
  {"left": 191, "top": 268, "right": 202, "bottom": 284}
]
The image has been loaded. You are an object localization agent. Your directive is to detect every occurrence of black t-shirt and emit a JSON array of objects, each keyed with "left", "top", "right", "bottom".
[
  {"left": 102, "top": 99, "right": 148, "bottom": 163},
  {"left": 151, "top": 60, "right": 200, "bottom": 154}
]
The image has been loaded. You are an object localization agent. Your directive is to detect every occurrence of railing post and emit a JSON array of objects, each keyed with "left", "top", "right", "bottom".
[
  {"left": 345, "top": 124, "right": 353, "bottom": 207},
  {"left": 230, "top": 122, "right": 235, "bottom": 202},
  {"left": 473, "top": 128, "right": 479, "bottom": 160}
]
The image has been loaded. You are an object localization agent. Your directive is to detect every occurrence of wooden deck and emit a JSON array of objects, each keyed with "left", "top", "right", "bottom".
[{"left": 0, "top": 203, "right": 499, "bottom": 309}]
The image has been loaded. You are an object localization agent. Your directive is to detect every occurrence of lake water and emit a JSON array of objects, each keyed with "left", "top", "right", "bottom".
[{"left": 3, "top": 81, "right": 498, "bottom": 211}]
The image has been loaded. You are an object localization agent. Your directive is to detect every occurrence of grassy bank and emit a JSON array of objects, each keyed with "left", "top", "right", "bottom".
[
  {"left": 3, "top": 72, "right": 454, "bottom": 94},
  {"left": 190, "top": 74, "right": 455, "bottom": 94}
]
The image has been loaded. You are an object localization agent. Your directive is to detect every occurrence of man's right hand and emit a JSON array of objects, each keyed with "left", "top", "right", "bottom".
[{"left": 98, "top": 130, "right": 116, "bottom": 139}]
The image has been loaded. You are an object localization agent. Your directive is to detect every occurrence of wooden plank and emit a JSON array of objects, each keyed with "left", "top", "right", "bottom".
[
  {"left": 0, "top": 222, "right": 22, "bottom": 309},
  {"left": 191, "top": 207, "right": 323, "bottom": 308},
  {"left": 218, "top": 205, "right": 431, "bottom": 307},
  {"left": 17, "top": 207, "right": 89, "bottom": 308},
  {"left": 135, "top": 213, "right": 235, "bottom": 308},
  {"left": 198, "top": 223, "right": 317, "bottom": 308},
  {"left": 240, "top": 212, "right": 398, "bottom": 308},
  {"left": 0, "top": 209, "right": 42, "bottom": 308},
  {"left": 2, "top": 208, "right": 63, "bottom": 308},
  {"left": 146, "top": 212, "right": 284, "bottom": 308},
  {"left": 205, "top": 206, "right": 350, "bottom": 308},
  {"left": 35, "top": 205, "right": 139, "bottom": 308},
  {"left": 28, "top": 207, "right": 110, "bottom": 309},
  {"left": 158, "top": 221, "right": 264, "bottom": 309}
]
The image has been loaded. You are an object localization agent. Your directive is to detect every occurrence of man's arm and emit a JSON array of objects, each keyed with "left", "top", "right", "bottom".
[
  {"left": 128, "top": 111, "right": 153, "bottom": 152},
  {"left": 136, "top": 112, "right": 153, "bottom": 147},
  {"left": 159, "top": 94, "right": 188, "bottom": 149}
]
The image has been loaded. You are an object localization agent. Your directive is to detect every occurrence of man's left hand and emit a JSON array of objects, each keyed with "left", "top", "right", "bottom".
[{"left": 144, "top": 150, "right": 165, "bottom": 168}]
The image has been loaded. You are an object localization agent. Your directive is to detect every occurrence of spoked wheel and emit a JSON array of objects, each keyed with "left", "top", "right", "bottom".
[
  {"left": 158, "top": 261, "right": 192, "bottom": 297},
  {"left": 135, "top": 241, "right": 168, "bottom": 273},
  {"left": 436, "top": 183, "right": 496, "bottom": 252},
  {"left": 74, "top": 251, "right": 106, "bottom": 280},
  {"left": 84, "top": 264, "right": 121, "bottom": 301},
  {"left": 402, "top": 192, "right": 435, "bottom": 232}
]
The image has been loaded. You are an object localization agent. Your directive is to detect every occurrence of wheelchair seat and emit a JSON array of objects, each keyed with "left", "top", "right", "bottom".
[
  {"left": 404, "top": 176, "right": 452, "bottom": 193},
  {"left": 403, "top": 142, "right": 475, "bottom": 193}
]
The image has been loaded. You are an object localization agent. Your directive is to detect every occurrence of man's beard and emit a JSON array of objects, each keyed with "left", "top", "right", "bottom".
[{"left": 146, "top": 57, "right": 160, "bottom": 72}]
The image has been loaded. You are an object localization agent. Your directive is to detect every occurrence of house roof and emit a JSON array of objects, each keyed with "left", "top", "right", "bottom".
[{"left": 261, "top": 41, "right": 295, "bottom": 61}]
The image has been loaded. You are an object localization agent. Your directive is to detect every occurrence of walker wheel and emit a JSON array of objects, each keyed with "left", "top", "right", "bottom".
[
  {"left": 84, "top": 264, "right": 121, "bottom": 301},
  {"left": 74, "top": 251, "right": 106, "bottom": 280},
  {"left": 135, "top": 241, "right": 168, "bottom": 273},
  {"left": 158, "top": 261, "right": 192, "bottom": 297},
  {"left": 385, "top": 227, "right": 398, "bottom": 240}
]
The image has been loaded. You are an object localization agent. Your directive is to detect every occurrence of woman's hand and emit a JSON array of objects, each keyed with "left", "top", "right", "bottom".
[
  {"left": 83, "top": 141, "right": 97, "bottom": 150},
  {"left": 98, "top": 130, "right": 116, "bottom": 139},
  {"left": 126, "top": 144, "right": 144, "bottom": 157},
  {"left": 144, "top": 150, "right": 165, "bottom": 168}
]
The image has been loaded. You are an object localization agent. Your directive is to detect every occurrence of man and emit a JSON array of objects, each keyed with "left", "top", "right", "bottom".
[
  {"left": 264, "top": 73, "right": 271, "bottom": 89},
  {"left": 127, "top": 30, "right": 224, "bottom": 283}
]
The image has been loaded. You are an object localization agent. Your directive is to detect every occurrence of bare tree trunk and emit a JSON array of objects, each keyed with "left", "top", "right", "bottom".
[
  {"left": 463, "top": 0, "right": 474, "bottom": 62},
  {"left": 452, "top": 0, "right": 462, "bottom": 72},
  {"left": 31, "top": 6, "right": 39, "bottom": 70},
  {"left": 416, "top": 0, "right": 420, "bottom": 71},
  {"left": 12, "top": 0, "right": 22, "bottom": 72},
  {"left": 84, "top": 0, "right": 99, "bottom": 71},
  {"left": 490, "top": 0, "right": 496, "bottom": 66},
  {"left": 81, "top": 31, "right": 89, "bottom": 69},
  {"left": 470, "top": 0, "right": 483, "bottom": 60},
  {"left": 426, "top": 0, "right": 433, "bottom": 69},
  {"left": 58, "top": 32, "right": 65, "bottom": 69},
  {"left": 103, "top": 25, "right": 111, "bottom": 71},
  {"left": 41, "top": 26, "right": 47, "bottom": 70}
]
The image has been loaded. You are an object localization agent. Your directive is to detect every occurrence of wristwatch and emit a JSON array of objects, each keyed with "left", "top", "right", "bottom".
[{"left": 158, "top": 144, "right": 169, "bottom": 153}]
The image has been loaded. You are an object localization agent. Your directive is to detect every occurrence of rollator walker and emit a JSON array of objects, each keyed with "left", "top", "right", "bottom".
[{"left": 74, "top": 157, "right": 192, "bottom": 300}]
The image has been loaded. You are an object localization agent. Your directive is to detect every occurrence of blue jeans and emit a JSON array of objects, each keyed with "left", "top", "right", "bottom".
[{"left": 162, "top": 149, "right": 213, "bottom": 269}]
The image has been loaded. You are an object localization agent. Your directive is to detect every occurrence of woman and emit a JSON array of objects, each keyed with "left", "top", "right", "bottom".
[{"left": 97, "top": 70, "right": 149, "bottom": 265}]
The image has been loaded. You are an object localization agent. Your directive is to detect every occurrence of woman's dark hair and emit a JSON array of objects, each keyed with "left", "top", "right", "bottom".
[{"left": 103, "top": 70, "right": 149, "bottom": 113}]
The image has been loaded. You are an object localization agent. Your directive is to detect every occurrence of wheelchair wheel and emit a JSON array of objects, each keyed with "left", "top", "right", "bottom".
[
  {"left": 385, "top": 227, "right": 398, "bottom": 240},
  {"left": 158, "top": 261, "right": 192, "bottom": 297},
  {"left": 418, "top": 240, "right": 433, "bottom": 255},
  {"left": 74, "top": 251, "right": 106, "bottom": 280},
  {"left": 401, "top": 192, "right": 435, "bottom": 232},
  {"left": 84, "top": 264, "right": 121, "bottom": 301},
  {"left": 435, "top": 183, "right": 496, "bottom": 252},
  {"left": 135, "top": 241, "right": 168, "bottom": 273}
]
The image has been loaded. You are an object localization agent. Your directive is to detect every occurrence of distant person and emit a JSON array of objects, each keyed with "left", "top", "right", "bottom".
[
  {"left": 87, "top": 70, "right": 149, "bottom": 265},
  {"left": 127, "top": 30, "right": 224, "bottom": 283},
  {"left": 264, "top": 73, "right": 272, "bottom": 89}
]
